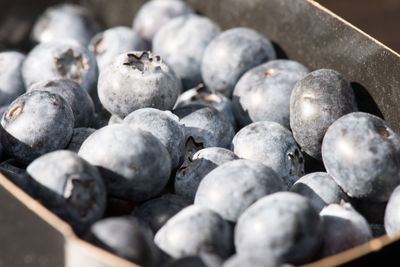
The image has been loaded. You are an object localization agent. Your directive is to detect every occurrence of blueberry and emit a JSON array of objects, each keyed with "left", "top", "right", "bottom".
[
  {"left": 201, "top": 27, "right": 276, "bottom": 97},
  {"left": 27, "top": 150, "right": 106, "bottom": 234},
  {"left": 232, "top": 121, "right": 304, "bottom": 188},
  {"left": 290, "top": 172, "right": 349, "bottom": 212},
  {"left": 290, "top": 69, "right": 357, "bottom": 160},
  {"left": 384, "top": 185, "right": 400, "bottom": 236},
  {"left": 235, "top": 192, "right": 322, "bottom": 264},
  {"left": 123, "top": 108, "right": 185, "bottom": 170},
  {"left": 318, "top": 203, "right": 372, "bottom": 257},
  {"left": 194, "top": 159, "right": 285, "bottom": 222},
  {"left": 233, "top": 59, "right": 309, "bottom": 128},
  {"left": 89, "top": 26, "right": 147, "bottom": 73},
  {"left": 31, "top": 3, "right": 102, "bottom": 46},
  {"left": 181, "top": 106, "right": 235, "bottom": 150},
  {"left": 28, "top": 78, "right": 95, "bottom": 128},
  {"left": 98, "top": 51, "right": 181, "bottom": 118},
  {"left": 174, "top": 84, "right": 237, "bottom": 129},
  {"left": 1, "top": 91, "right": 74, "bottom": 163},
  {"left": 322, "top": 112, "right": 400, "bottom": 202},
  {"left": 154, "top": 205, "right": 233, "bottom": 259},
  {"left": 22, "top": 40, "right": 98, "bottom": 95},
  {"left": 174, "top": 147, "right": 238, "bottom": 201},
  {"left": 153, "top": 14, "right": 221, "bottom": 89},
  {"left": 78, "top": 124, "right": 171, "bottom": 202},
  {"left": 131, "top": 194, "right": 190, "bottom": 233},
  {"left": 66, "top": 127, "right": 96, "bottom": 153},
  {"left": 0, "top": 51, "right": 26, "bottom": 106},
  {"left": 133, "top": 0, "right": 194, "bottom": 45},
  {"left": 85, "top": 216, "right": 159, "bottom": 266}
]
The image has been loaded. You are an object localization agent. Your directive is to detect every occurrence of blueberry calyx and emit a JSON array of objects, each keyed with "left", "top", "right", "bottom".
[
  {"left": 54, "top": 49, "right": 89, "bottom": 82},
  {"left": 123, "top": 51, "right": 161, "bottom": 72},
  {"left": 64, "top": 175, "right": 97, "bottom": 219}
]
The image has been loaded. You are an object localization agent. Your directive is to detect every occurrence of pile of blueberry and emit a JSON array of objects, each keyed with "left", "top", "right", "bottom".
[{"left": 2, "top": 0, "right": 400, "bottom": 266}]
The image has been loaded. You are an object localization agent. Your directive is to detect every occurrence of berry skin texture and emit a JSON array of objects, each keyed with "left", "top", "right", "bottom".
[
  {"left": 232, "top": 59, "right": 309, "bottom": 129},
  {"left": 123, "top": 108, "right": 185, "bottom": 170},
  {"left": 232, "top": 121, "right": 304, "bottom": 189},
  {"left": 181, "top": 106, "right": 235, "bottom": 149},
  {"left": 290, "top": 69, "right": 357, "bottom": 160},
  {"left": 1, "top": 91, "right": 74, "bottom": 163},
  {"left": 384, "top": 185, "right": 400, "bottom": 237},
  {"left": 235, "top": 192, "right": 322, "bottom": 265},
  {"left": 201, "top": 27, "right": 276, "bottom": 97},
  {"left": 153, "top": 14, "right": 221, "bottom": 89},
  {"left": 322, "top": 112, "right": 400, "bottom": 202},
  {"left": 85, "top": 216, "right": 159, "bottom": 266},
  {"left": 78, "top": 124, "right": 171, "bottom": 202},
  {"left": 133, "top": 0, "right": 194, "bottom": 45},
  {"left": 26, "top": 150, "right": 106, "bottom": 234},
  {"left": 28, "top": 78, "right": 95, "bottom": 128},
  {"left": 98, "top": 51, "right": 181, "bottom": 118},
  {"left": 22, "top": 40, "right": 98, "bottom": 95},
  {"left": 0, "top": 51, "right": 26, "bottom": 106},
  {"left": 89, "top": 26, "right": 147, "bottom": 73},
  {"left": 194, "top": 159, "right": 285, "bottom": 222},
  {"left": 154, "top": 205, "right": 233, "bottom": 259},
  {"left": 318, "top": 203, "right": 372, "bottom": 258},
  {"left": 290, "top": 172, "right": 349, "bottom": 212}
]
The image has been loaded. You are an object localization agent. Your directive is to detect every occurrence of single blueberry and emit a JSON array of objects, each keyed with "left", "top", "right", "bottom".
[
  {"left": 318, "top": 203, "right": 372, "bottom": 258},
  {"left": 0, "top": 51, "right": 26, "bottom": 106},
  {"left": 131, "top": 194, "right": 191, "bottom": 233},
  {"left": 66, "top": 127, "right": 96, "bottom": 153},
  {"left": 28, "top": 78, "right": 95, "bottom": 128},
  {"left": 232, "top": 121, "right": 304, "bottom": 188},
  {"left": 233, "top": 59, "right": 309, "bottom": 128},
  {"left": 31, "top": 3, "right": 102, "bottom": 46},
  {"left": 1, "top": 91, "right": 74, "bottom": 163},
  {"left": 154, "top": 205, "right": 233, "bottom": 259},
  {"left": 181, "top": 106, "right": 235, "bottom": 150},
  {"left": 26, "top": 150, "right": 106, "bottom": 234},
  {"left": 235, "top": 192, "right": 322, "bottom": 265},
  {"left": 132, "top": 0, "right": 194, "bottom": 46},
  {"left": 85, "top": 216, "right": 159, "bottom": 266},
  {"left": 153, "top": 14, "right": 221, "bottom": 89},
  {"left": 290, "top": 172, "right": 349, "bottom": 212},
  {"left": 123, "top": 108, "right": 185, "bottom": 170},
  {"left": 322, "top": 112, "right": 400, "bottom": 202},
  {"left": 89, "top": 26, "right": 147, "bottom": 73},
  {"left": 194, "top": 159, "right": 285, "bottom": 222},
  {"left": 174, "top": 147, "right": 238, "bottom": 201},
  {"left": 98, "top": 51, "right": 181, "bottom": 118},
  {"left": 22, "top": 40, "right": 98, "bottom": 96},
  {"left": 78, "top": 124, "right": 171, "bottom": 202},
  {"left": 201, "top": 27, "right": 276, "bottom": 97},
  {"left": 290, "top": 69, "right": 357, "bottom": 160}
]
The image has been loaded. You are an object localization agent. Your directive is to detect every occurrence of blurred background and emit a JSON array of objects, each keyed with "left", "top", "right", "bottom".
[
  {"left": 0, "top": 0, "right": 400, "bottom": 53},
  {"left": 317, "top": 0, "right": 400, "bottom": 52}
]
